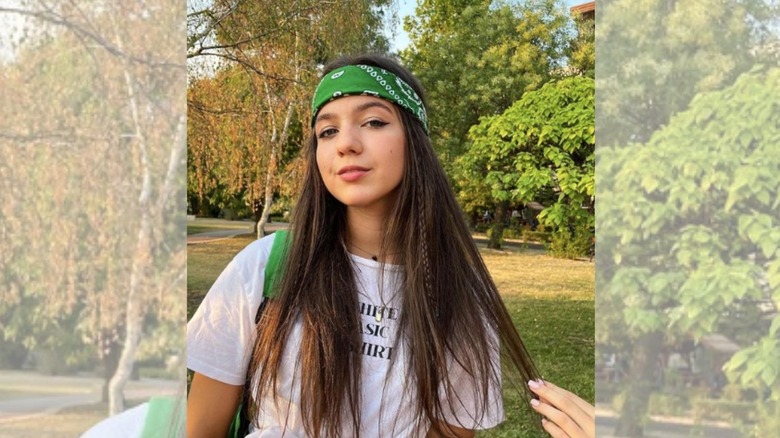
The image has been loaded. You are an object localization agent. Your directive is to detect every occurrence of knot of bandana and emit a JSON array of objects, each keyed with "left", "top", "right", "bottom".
[{"left": 311, "top": 65, "right": 429, "bottom": 133}]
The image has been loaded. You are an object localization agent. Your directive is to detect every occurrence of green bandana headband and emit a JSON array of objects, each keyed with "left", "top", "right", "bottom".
[{"left": 311, "top": 64, "right": 429, "bottom": 133}]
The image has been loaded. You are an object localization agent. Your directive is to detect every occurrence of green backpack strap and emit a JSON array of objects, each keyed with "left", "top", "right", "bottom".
[
  {"left": 263, "top": 229, "right": 290, "bottom": 300},
  {"left": 139, "top": 396, "right": 184, "bottom": 438},
  {"left": 228, "top": 229, "right": 291, "bottom": 438}
]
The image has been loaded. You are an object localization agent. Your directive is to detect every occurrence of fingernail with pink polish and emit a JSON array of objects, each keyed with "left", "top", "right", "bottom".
[
  {"left": 530, "top": 398, "right": 540, "bottom": 407},
  {"left": 528, "top": 379, "right": 541, "bottom": 389}
]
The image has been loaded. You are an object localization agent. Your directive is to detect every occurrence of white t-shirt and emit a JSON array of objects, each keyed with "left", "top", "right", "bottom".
[
  {"left": 81, "top": 403, "right": 148, "bottom": 438},
  {"left": 80, "top": 397, "right": 183, "bottom": 438},
  {"left": 187, "top": 233, "right": 503, "bottom": 437}
]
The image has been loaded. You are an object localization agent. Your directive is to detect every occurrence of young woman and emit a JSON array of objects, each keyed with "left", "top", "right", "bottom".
[{"left": 187, "top": 54, "right": 594, "bottom": 438}]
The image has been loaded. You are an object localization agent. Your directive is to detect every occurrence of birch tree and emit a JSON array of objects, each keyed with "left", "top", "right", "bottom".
[
  {"left": 0, "top": 0, "right": 185, "bottom": 416},
  {"left": 187, "top": 0, "right": 393, "bottom": 237}
]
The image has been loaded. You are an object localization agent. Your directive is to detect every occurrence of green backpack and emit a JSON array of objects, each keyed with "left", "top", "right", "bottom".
[
  {"left": 228, "top": 230, "right": 290, "bottom": 438},
  {"left": 139, "top": 396, "right": 185, "bottom": 438}
]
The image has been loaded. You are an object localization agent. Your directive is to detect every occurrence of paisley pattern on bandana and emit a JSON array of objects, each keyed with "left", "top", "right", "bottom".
[{"left": 311, "top": 65, "right": 429, "bottom": 133}]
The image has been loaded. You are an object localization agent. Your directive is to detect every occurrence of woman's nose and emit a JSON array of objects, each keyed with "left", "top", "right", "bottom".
[{"left": 335, "top": 126, "right": 363, "bottom": 156}]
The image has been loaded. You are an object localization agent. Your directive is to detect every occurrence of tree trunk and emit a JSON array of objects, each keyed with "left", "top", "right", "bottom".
[
  {"left": 101, "top": 338, "right": 122, "bottom": 403},
  {"left": 256, "top": 101, "right": 295, "bottom": 238},
  {"left": 613, "top": 331, "right": 664, "bottom": 437},
  {"left": 256, "top": 35, "right": 299, "bottom": 239},
  {"left": 256, "top": 191, "right": 273, "bottom": 238},
  {"left": 488, "top": 201, "right": 509, "bottom": 249},
  {"left": 108, "top": 19, "right": 153, "bottom": 415},
  {"left": 109, "top": 169, "right": 151, "bottom": 415}
]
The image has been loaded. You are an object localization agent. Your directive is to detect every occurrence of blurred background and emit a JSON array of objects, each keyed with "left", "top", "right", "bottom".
[
  {"left": 0, "top": 0, "right": 185, "bottom": 435},
  {"left": 596, "top": 0, "right": 780, "bottom": 437}
]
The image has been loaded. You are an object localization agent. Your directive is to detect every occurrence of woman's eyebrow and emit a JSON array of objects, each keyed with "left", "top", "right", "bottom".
[
  {"left": 315, "top": 100, "right": 394, "bottom": 126},
  {"left": 354, "top": 100, "right": 393, "bottom": 115},
  {"left": 314, "top": 112, "right": 335, "bottom": 125}
]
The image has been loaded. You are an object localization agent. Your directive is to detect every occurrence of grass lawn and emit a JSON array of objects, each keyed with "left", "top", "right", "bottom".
[
  {"left": 186, "top": 220, "right": 254, "bottom": 235},
  {"left": 188, "top": 236, "right": 594, "bottom": 437},
  {"left": 0, "top": 400, "right": 146, "bottom": 438},
  {"left": 187, "top": 225, "right": 217, "bottom": 235},
  {"left": 188, "top": 235, "right": 257, "bottom": 317},
  {"left": 478, "top": 249, "right": 594, "bottom": 437}
]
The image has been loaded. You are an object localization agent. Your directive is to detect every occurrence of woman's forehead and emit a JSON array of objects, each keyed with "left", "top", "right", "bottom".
[{"left": 315, "top": 95, "right": 400, "bottom": 123}]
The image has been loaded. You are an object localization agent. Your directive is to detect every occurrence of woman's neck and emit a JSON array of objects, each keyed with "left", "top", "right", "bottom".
[{"left": 346, "top": 207, "right": 394, "bottom": 262}]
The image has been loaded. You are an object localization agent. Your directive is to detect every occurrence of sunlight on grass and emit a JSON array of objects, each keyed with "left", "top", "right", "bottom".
[{"left": 188, "top": 235, "right": 256, "bottom": 319}]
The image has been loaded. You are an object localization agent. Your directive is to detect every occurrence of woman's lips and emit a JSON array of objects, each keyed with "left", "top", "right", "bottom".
[{"left": 338, "top": 166, "right": 370, "bottom": 182}]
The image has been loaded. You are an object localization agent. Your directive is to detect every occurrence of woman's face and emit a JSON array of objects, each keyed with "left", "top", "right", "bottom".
[{"left": 314, "top": 95, "right": 406, "bottom": 214}]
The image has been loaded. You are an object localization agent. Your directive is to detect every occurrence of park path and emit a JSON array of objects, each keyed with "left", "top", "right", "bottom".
[
  {"left": 596, "top": 405, "right": 741, "bottom": 438},
  {"left": 187, "top": 217, "right": 549, "bottom": 253},
  {"left": 187, "top": 218, "right": 288, "bottom": 244},
  {"left": 0, "top": 371, "right": 178, "bottom": 423}
]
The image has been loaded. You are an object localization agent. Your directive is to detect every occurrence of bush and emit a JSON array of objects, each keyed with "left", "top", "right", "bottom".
[
  {"left": 613, "top": 390, "right": 690, "bottom": 417},
  {"left": 502, "top": 227, "right": 522, "bottom": 240},
  {"left": 0, "top": 338, "right": 28, "bottom": 369},
  {"left": 521, "top": 228, "right": 551, "bottom": 243},
  {"left": 648, "top": 392, "right": 689, "bottom": 416},
  {"left": 691, "top": 398, "right": 755, "bottom": 424},
  {"left": 547, "top": 224, "right": 592, "bottom": 259}
]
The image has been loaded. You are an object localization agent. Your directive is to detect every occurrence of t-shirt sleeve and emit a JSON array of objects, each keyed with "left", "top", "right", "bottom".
[
  {"left": 80, "top": 403, "right": 148, "bottom": 438},
  {"left": 187, "top": 236, "right": 273, "bottom": 386},
  {"left": 438, "top": 331, "right": 504, "bottom": 430}
]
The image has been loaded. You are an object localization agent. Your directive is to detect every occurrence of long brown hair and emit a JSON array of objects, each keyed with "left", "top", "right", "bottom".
[{"left": 248, "top": 54, "right": 540, "bottom": 437}]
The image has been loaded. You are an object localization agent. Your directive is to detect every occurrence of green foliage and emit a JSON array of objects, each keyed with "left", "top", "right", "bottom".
[
  {"left": 401, "top": 0, "right": 572, "bottom": 169},
  {"left": 457, "top": 76, "right": 594, "bottom": 252},
  {"left": 647, "top": 392, "right": 689, "bottom": 416},
  {"left": 596, "top": 0, "right": 772, "bottom": 147},
  {"left": 691, "top": 398, "right": 756, "bottom": 424},
  {"left": 548, "top": 223, "right": 592, "bottom": 259},
  {"left": 598, "top": 66, "right": 780, "bottom": 432},
  {"left": 187, "top": 0, "right": 391, "bottom": 217},
  {"left": 0, "top": 337, "right": 29, "bottom": 369},
  {"left": 568, "top": 13, "right": 594, "bottom": 77},
  {"left": 2, "top": 2, "right": 186, "bottom": 416}
]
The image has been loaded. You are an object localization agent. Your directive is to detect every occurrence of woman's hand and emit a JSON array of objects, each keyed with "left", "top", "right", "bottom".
[{"left": 527, "top": 379, "right": 594, "bottom": 438}]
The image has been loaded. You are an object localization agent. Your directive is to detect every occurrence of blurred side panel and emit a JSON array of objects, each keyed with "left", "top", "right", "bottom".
[
  {"left": 0, "top": 0, "right": 186, "bottom": 436},
  {"left": 596, "top": 0, "right": 779, "bottom": 437}
]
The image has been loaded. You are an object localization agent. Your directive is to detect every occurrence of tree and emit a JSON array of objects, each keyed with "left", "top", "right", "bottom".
[
  {"left": 596, "top": 1, "right": 780, "bottom": 435},
  {"left": 597, "top": 0, "right": 775, "bottom": 147},
  {"left": 187, "top": 0, "right": 394, "bottom": 236},
  {"left": 568, "top": 11, "right": 594, "bottom": 77},
  {"left": 0, "top": 0, "right": 185, "bottom": 417},
  {"left": 401, "top": 0, "right": 575, "bottom": 241},
  {"left": 458, "top": 76, "right": 594, "bottom": 251},
  {"left": 598, "top": 66, "right": 780, "bottom": 436},
  {"left": 402, "top": 0, "right": 571, "bottom": 167}
]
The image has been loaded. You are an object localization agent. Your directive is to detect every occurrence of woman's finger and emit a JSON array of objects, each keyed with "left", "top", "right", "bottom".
[
  {"left": 528, "top": 381, "right": 589, "bottom": 428},
  {"left": 530, "top": 397, "right": 586, "bottom": 438},
  {"left": 540, "top": 418, "right": 569, "bottom": 438},
  {"left": 528, "top": 380, "right": 594, "bottom": 438},
  {"left": 539, "top": 380, "right": 595, "bottom": 418},
  {"left": 540, "top": 380, "right": 595, "bottom": 438}
]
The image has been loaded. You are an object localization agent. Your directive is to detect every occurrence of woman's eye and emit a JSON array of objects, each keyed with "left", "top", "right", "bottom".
[
  {"left": 318, "top": 128, "right": 337, "bottom": 139},
  {"left": 366, "top": 120, "right": 388, "bottom": 128}
]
